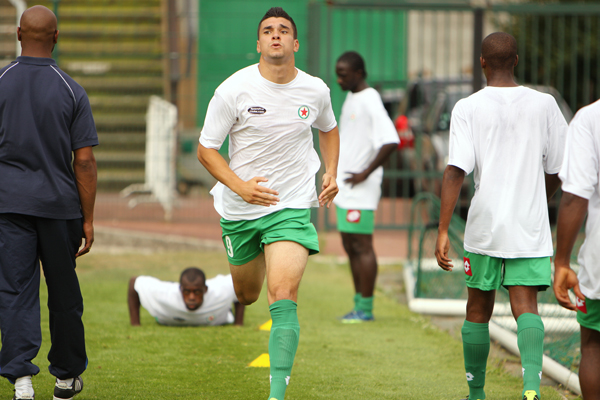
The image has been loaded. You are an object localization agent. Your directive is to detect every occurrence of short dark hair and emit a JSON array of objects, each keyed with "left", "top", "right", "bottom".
[
  {"left": 337, "top": 51, "right": 368, "bottom": 79},
  {"left": 180, "top": 267, "right": 206, "bottom": 285},
  {"left": 257, "top": 7, "right": 297, "bottom": 39},
  {"left": 481, "top": 32, "right": 518, "bottom": 70}
]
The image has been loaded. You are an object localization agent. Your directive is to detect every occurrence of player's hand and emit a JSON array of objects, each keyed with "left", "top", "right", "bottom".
[
  {"left": 236, "top": 177, "right": 280, "bottom": 206},
  {"left": 553, "top": 264, "right": 584, "bottom": 311},
  {"left": 435, "top": 231, "right": 453, "bottom": 271},
  {"left": 318, "top": 172, "right": 338, "bottom": 208},
  {"left": 76, "top": 220, "right": 94, "bottom": 258},
  {"left": 344, "top": 171, "right": 368, "bottom": 187}
]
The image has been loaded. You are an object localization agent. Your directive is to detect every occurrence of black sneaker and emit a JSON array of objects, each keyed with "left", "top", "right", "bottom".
[{"left": 53, "top": 376, "right": 83, "bottom": 400}]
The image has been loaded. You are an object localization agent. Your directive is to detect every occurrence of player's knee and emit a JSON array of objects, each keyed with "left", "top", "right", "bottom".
[
  {"left": 235, "top": 290, "right": 260, "bottom": 305},
  {"left": 350, "top": 238, "right": 373, "bottom": 255}
]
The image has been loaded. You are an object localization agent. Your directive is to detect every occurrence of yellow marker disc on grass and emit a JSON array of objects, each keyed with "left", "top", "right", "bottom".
[
  {"left": 249, "top": 353, "right": 270, "bottom": 367},
  {"left": 259, "top": 319, "right": 272, "bottom": 331}
]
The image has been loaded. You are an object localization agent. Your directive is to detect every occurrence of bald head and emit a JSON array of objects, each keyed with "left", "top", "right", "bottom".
[
  {"left": 18, "top": 6, "right": 58, "bottom": 57},
  {"left": 481, "top": 32, "right": 517, "bottom": 71}
]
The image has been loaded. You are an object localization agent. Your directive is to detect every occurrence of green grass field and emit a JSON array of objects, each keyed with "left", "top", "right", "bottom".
[{"left": 0, "top": 251, "right": 577, "bottom": 399}]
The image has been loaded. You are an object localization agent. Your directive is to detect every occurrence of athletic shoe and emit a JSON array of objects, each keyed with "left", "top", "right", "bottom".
[
  {"left": 341, "top": 310, "right": 374, "bottom": 323},
  {"left": 337, "top": 309, "right": 357, "bottom": 320},
  {"left": 523, "top": 390, "right": 539, "bottom": 400},
  {"left": 13, "top": 375, "right": 34, "bottom": 400},
  {"left": 53, "top": 376, "right": 83, "bottom": 400},
  {"left": 13, "top": 392, "right": 34, "bottom": 400}
]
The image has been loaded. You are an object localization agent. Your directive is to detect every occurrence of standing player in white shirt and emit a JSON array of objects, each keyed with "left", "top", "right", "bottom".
[
  {"left": 554, "top": 99, "right": 600, "bottom": 400},
  {"left": 196, "top": 7, "right": 339, "bottom": 400},
  {"left": 435, "top": 32, "right": 567, "bottom": 400},
  {"left": 334, "top": 51, "right": 399, "bottom": 323}
]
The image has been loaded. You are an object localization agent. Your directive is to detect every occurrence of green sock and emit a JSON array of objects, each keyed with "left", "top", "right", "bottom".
[
  {"left": 268, "top": 300, "right": 300, "bottom": 400},
  {"left": 517, "top": 313, "right": 544, "bottom": 397},
  {"left": 462, "top": 320, "right": 489, "bottom": 400},
  {"left": 353, "top": 293, "right": 361, "bottom": 311},
  {"left": 358, "top": 296, "right": 374, "bottom": 317}
]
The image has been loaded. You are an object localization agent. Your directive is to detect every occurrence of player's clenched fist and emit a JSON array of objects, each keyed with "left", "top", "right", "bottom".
[
  {"left": 318, "top": 173, "right": 338, "bottom": 208},
  {"left": 235, "top": 177, "right": 280, "bottom": 206}
]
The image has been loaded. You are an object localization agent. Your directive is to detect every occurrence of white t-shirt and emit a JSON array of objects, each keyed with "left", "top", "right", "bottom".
[
  {"left": 449, "top": 86, "right": 568, "bottom": 258},
  {"left": 559, "top": 100, "right": 600, "bottom": 299},
  {"left": 334, "top": 88, "right": 400, "bottom": 210},
  {"left": 200, "top": 64, "right": 337, "bottom": 221},
  {"left": 134, "top": 274, "right": 238, "bottom": 326}
]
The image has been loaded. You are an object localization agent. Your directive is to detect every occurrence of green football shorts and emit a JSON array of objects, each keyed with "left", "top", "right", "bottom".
[
  {"left": 463, "top": 251, "right": 551, "bottom": 291},
  {"left": 220, "top": 208, "right": 319, "bottom": 266},
  {"left": 336, "top": 207, "right": 375, "bottom": 235},
  {"left": 577, "top": 297, "right": 600, "bottom": 332}
]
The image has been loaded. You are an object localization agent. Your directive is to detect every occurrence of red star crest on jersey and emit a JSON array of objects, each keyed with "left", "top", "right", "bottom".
[
  {"left": 576, "top": 296, "right": 587, "bottom": 314},
  {"left": 298, "top": 105, "right": 309, "bottom": 119},
  {"left": 463, "top": 257, "right": 472, "bottom": 276}
]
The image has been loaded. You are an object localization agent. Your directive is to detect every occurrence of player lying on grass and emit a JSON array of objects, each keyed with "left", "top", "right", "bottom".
[
  {"left": 128, "top": 267, "right": 244, "bottom": 326},
  {"left": 435, "top": 32, "right": 567, "bottom": 400},
  {"left": 197, "top": 7, "right": 339, "bottom": 399}
]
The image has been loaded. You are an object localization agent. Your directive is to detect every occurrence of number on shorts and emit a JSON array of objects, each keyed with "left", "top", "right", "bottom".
[{"left": 225, "top": 236, "right": 234, "bottom": 257}]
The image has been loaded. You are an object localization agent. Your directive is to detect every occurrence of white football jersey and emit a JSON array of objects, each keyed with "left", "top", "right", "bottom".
[
  {"left": 334, "top": 88, "right": 399, "bottom": 210},
  {"left": 559, "top": 99, "right": 600, "bottom": 299},
  {"left": 200, "top": 64, "right": 337, "bottom": 221},
  {"left": 449, "top": 86, "right": 567, "bottom": 258}
]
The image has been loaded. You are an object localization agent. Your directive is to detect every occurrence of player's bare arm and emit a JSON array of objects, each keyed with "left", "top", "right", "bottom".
[
  {"left": 73, "top": 146, "right": 97, "bottom": 257},
  {"left": 344, "top": 142, "right": 397, "bottom": 187},
  {"left": 128, "top": 276, "right": 142, "bottom": 326},
  {"left": 318, "top": 126, "right": 340, "bottom": 208},
  {"left": 233, "top": 301, "right": 245, "bottom": 326},
  {"left": 544, "top": 173, "right": 562, "bottom": 202},
  {"left": 554, "top": 192, "right": 587, "bottom": 310},
  {"left": 435, "top": 165, "right": 465, "bottom": 271},
  {"left": 197, "top": 144, "right": 280, "bottom": 206}
]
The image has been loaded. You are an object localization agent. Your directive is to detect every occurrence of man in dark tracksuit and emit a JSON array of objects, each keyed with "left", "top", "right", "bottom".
[{"left": 0, "top": 6, "right": 98, "bottom": 400}]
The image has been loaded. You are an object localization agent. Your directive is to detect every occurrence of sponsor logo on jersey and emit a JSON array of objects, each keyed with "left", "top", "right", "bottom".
[
  {"left": 248, "top": 106, "right": 267, "bottom": 114},
  {"left": 346, "top": 210, "right": 361, "bottom": 223},
  {"left": 298, "top": 105, "right": 309, "bottom": 119},
  {"left": 577, "top": 296, "right": 587, "bottom": 314},
  {"left": 463, "top": 257, "right": 472, "bottom": 276}
]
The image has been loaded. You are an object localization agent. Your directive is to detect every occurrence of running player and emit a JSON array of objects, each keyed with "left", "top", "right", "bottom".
[
  {"left": 334, "top": 51, "right": 399, "bottom": 323},
  {"left": 128, "top": 267, "right": 244, "bottom": 326},
  {"left": 434, "top": 32, "right": 567, "bottom": 400},
  {"left": 554, "top": 99, "right": 600, "bottom": 400},
  {"left": 196, "top": 7, "right": 339, "bottom": 400}
]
